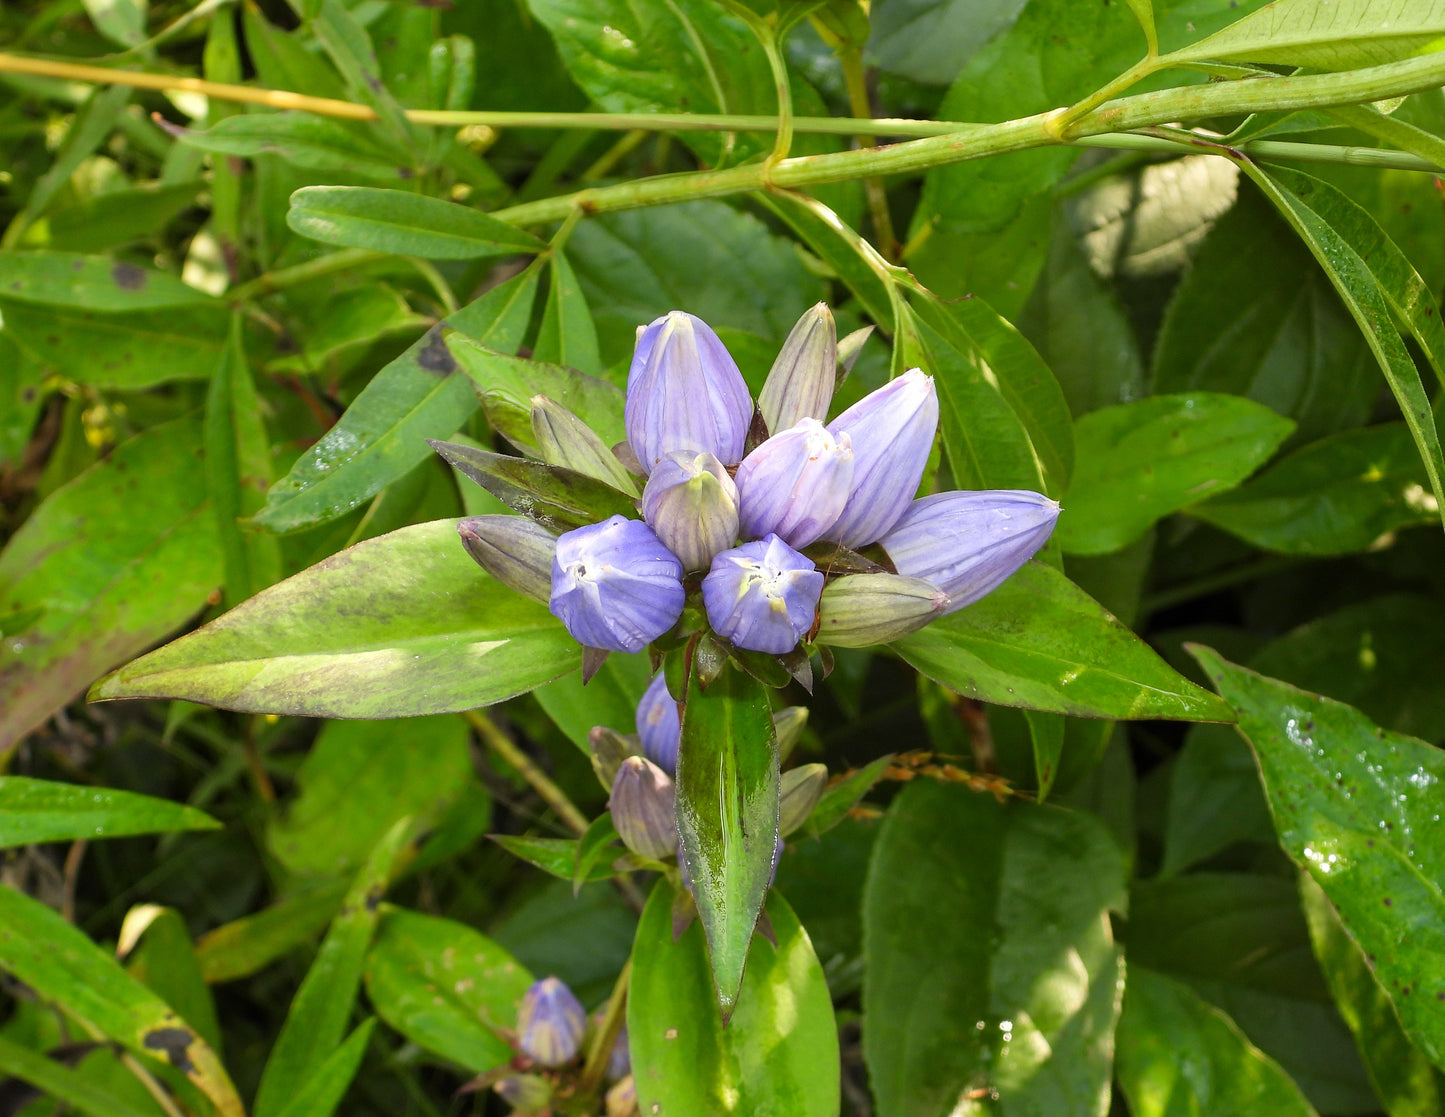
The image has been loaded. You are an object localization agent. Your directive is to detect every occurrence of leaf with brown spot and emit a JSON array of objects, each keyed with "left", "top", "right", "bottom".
[{"left": 0, "top": 251, "right": 215, "bottom": 311}]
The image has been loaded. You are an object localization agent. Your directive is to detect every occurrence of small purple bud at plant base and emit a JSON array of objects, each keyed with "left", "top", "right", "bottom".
[
  {"left": 530, "top": 395, "right": 639, "bottom": 496},
  {"left": 606, "top": 1075, "right": 639, "bottom": 1117},
  {"left": 610, "top": 756, "right": 678, "bottom": 861},
  {"left": 879, "top": 490, "right": 1060, "bottom": 613},
  {"left": 625, "top": 311, "right": 752, "bottom": 472},
  {"left": 641, "top": 450, "right": 740, "bottom": 571},
  {"left": 779, "top": 763, "right": 828, "bottom": 835},
  {"left": 458, "top": 516, "right": 556, "bottom": 604},
  {"left": 814, "top": 573, "right": 951, "bottom": 647},
  {"left": 549, "top": 516, "right": 686, "bottom": 653},
  {"left": 759, "top": 302, "right": 837, "bottom": 434},
  {"left": 635, "top": 672, "right": 680, "bottom": 774},
  {"left": 734, "top": 419, "right": 854, "bottom": 548},
  {"left": 702, "top": 535, "right": 824, "bottom": 655},
  {"left": 494, "top": 1074, "right": 554, "bottom": 1109},
  {"left": 607, "top": 1024, "right": 631, "bottom": 1081},
  {"left": 826, "top": 368, "right": 939, "bottom": 548},
  {"left": 517, "top": 977, "right": 586, "bottom": 1066}
]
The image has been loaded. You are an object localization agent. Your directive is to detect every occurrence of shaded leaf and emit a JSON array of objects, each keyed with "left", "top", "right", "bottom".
[
  {"left": 0, "top": 778, "right": 219, "bottom": 849},
  {"left": 0, "top": 252, "right": 213, "bottom": 311},
  {"left": 287, "top": 186, "right": 543, "bottom": 258}
]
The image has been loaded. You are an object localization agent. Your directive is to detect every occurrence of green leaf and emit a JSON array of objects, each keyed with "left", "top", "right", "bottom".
[
  {"left": 170, "top": 112, "right": 414, "bottom": 180},
  {"left": 1189, "top": 645, "right": 1445, "bottom": 1071},
  {"left": 676, "top": 664, "right": 780, "bottom": 1015},
  {"left": 804, "top": 753, "right": 893, "bottom": 837},
  {"left": 0, "top": 885, "right": 242, "bottom": 1116},
  {"left": 123, "top": 905, "right": 222, "bottom": 1058},
  {"left": 309, "top": 0, "right": 419, "bottom": 152},
  {"left": 909, "top": 292, "right": 1073, "bottom": 495},
  {"left": 629, "top": 883, "right": 839, "bottom": 1115},
  {"left": 429, "top": 440, "right": 637, "bottom": 532},
  {"left": 572, "top": 813, "right": 621, "bottom": 894},
  {"left": 866, "top": 0, "right": 1029, "bottom": 85},
  {"left": 206, "top": 314, "right": 282, "bottom": 607},
  {"left": 489, "top": 834, "right": 621, "bottom": 882},
  {"left": 566, "top": 201, "right": 827, "bottom": 367},
  {"left": 0, "top": 778, "right": 219, "bottom": 848},
  {"left": 0, "top": 252, "right": 213, "bottom": 311},
  {"left": 1165, "top": 0, "right": 1445, "bottom": 68},
  {"left": 1161, "top": 725, "right": 1274, "bottom": 877},
  {"left": 1058, "top": 392, "right": 1295, "bottom": 555},
  {"left": 254, "top": 266, "right": 539, "bottom": 533},
  {"left": 1117, "top": 968, "right": 1318, "bottom": 1117},
  {"left": 91, "top": 519, "right": 578, "bottom": 719},
  {"left": 0, "top": 416, "right": 222, "bottom": 757},
  {"left": 1191, "top": 423, "right": 1437, "bottom": 554},
  {"left": 272, "top": 1018, "right": 375, "bottom": 1117},
  {"left": 0, "top": 300, "right": 230, "bottom": 389},
  {"left": 253, "top": 818, "right": 414, "bottom": 1117},
  {"left": 1026, "top": 709, "right": 1066, "bottom": 801},
  {"left": 0, "top": 1032, "right": 162, "bottom": 1117},
  {"left": 893, "top": 562, "right": 1233, "bottom": 722},
  {"left": 1300, "top": 874, "right": 1445, "bottom": 1117},
  {"left": 447, "top": 333, "right": 627, "bottom": 451},
  {"left": 40, "top": 182, "right": 202, "bottom": 253},
  {"left": 1243, "top": 163, "right": 1445, "bottom": 536},
  {"left": 287, "top": 186, "right": 543, "bottom": 259},
  {"left": 268, "top": 716, "right": 477, "bottom": 879},
  {"left": 533, "top": 250, "right": 603, "bottom": 374},
  {"left": 1153, "top": 187, "right": 1377, "bottom": 446},
  {"left": 82, "top": 0, "right": 148, "bottom": 50},
  {"left": 757, "top": 193, "right": 894, "bottom": 327},
  {"left": 362, "top": 906, "right": 532, "bottom": 1074},
  {"left": 863, "top": 782, "right": 1125, "bottom": 1117},
  {"left": 533, "top": 652, "right": 653, "bottom": 753},
  {"left": 195, "top": 880, "right": 350, "bottom": 984}
]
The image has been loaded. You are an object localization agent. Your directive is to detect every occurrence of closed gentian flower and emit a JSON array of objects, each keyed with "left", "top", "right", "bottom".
[
  {"left": 702, "top": 535, "right": 824, "bottom": 654},
  {"left": 625, "top": 311, "right": 752, "bottom": 472},
  {"left": 549, "top": 516, "right": 685, "bottom": 653},
  {"left": 814, "top": 573, "right": 950, "bottom": 646},
  {"left": 641, "top": 450, "right": 740, "bottom": 571},
  {"left": 610, "top": 755, "right": 678, "bottom": 861},
  {"left": 825, "top": 368, "right": 939, "bottom": 548},
  {"left": 517, "top": 977, "right": 586, "bottom": 1066},
  {"left": 879, "top": 490, "right": 1060, "bottom": 613},
  {"left": 778, "top": 763, "right": 828, "bottom": 836},
  {"left": 758, "top": 302, "right": 836, "bottom": 435},
  {"left": 734, "top": 419, "right": 854, "bottom": 549},
  {"left": 458, "top": 516, "right": 555, "bottom": 604},
  {"left": 635, "top": 672, "right": 680, "bottom": 774}
]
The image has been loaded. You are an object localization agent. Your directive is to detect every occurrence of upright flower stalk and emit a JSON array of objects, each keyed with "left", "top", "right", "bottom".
[{"left": 440, "top": 305, "right": 1060, "bottom": 662}]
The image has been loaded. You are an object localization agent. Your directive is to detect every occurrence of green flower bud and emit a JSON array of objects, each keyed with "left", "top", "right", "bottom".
[
  {"left": 495, "top": 1074, "right": 554, "bottom": 1109},
  {"left": 530, "top": 395, "right": 639, "bottom": 496},
  {"left": 773, "top": 706, "right": 809, "bottom": 760},
  {"left": 588, "top": 725, "right": 637, "bottom": 793},
  {"left": 610, "top": 756, "right": 678, "bottom": 861},
  {"left": 814, "top": 573, "right": 950, "bottom": 647},
  {"left": 457, "top": 516, "right": 555, "bottom": 604},
  {"left": 759, "top": 302, "right": 837, "bottom": 435},
  {"left": 779, "top": 763, "right": 828, "bottom": 836}
]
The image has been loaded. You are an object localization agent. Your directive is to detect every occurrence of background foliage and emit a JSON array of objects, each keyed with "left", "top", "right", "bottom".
[{"left": 1, "top": 0, "right": 1445, "bottom": 1114}]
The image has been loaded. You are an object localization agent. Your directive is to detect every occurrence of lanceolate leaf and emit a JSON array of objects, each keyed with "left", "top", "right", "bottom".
[
  {"left": 863, "top": 783, "right": 1126, "bottom": 1117},
  {"left": 0, "top": 778, "right": 219, "bottom": 848},
  {"left": 1190, "top": 646, "right": 1445, "bottom": 1071},
  {"left": 0, "top": 885, "right": 243, "bottom": 1116},
  {"left": 254, "top": 266, "right": 539, "bottom": 533},
  {"left": 893, "top": 562, "right": 1233, "bottom": 722},
  {"left": 272, "top": 1019, "right": 376, "bottom": 1117},
  {"left": 630, "top": 884, "right": 839, "bottom": 1116},
  {"left": 168, "top": 112, "right": 413, "bottom": 180},
  {"left": 90, "top": 520, "right": 578, "bottom": 719},
  {"left": 676, "top": 664, "right": 780, "bottom": 1015},
  {"left": 0, "top": 251, "right": 215, "bottom": 311},
  {"left": 287, "top": 186, "right": 544, "bottom": 258},
  {"left": 0, "top": 415, "right": 222, "bottom": 757}
]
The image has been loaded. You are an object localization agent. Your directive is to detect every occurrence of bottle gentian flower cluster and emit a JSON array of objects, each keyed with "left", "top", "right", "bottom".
[{"left": 450, "top": 304, "right": 1060, "bottom": 662}]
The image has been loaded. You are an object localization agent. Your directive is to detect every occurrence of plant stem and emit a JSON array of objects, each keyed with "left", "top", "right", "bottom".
[
  {"left": 580, "top": 958, "right": 631, "bottom": 1094},
  {"left": 461, "top": 709, "right": 591, "bottom": 837},
  {"left": 227, "top": 247, "right": 382, "bottom": 301},
  {"left": 840, "top": 47, "right": 898, "bottom": 260}
]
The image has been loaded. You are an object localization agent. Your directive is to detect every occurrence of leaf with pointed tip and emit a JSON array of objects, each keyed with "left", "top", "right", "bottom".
[
  {"left": 1189, "top": 645, "right": 1445, "bottom": 1071},
  {"left": 429, "top": 440, "right": 636, "bottom": 533},
  {"left": 490, "top": 835, "right": 620, "bottom": 882},
  {"left": 91, "top": 520, "right": 578, "bottom": 719},
  {"left": 287, "top": 186, "right": 544, "bottom": 259},
  {"left": 893, "top": 562, "right": 1233, "bottom": 722},
  {"left": 0, "top": 778, "right": 219, "bottom": 848},
  {"left": 676, "top": 665, "right": 779, "bottom": 1015}
]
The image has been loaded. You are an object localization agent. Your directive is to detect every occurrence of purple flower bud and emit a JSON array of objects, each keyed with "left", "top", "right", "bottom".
[
  {"left": 458, "top": 516, "right": 556, "bottom": 604},
  {"left": 625, "top": 311, "right": 753, "bottom": 473},
  {"left": 734, "top": 419, "right": 854, "bottom": 549},
  {"left": 825, "top": 368, "right": 939, "bottom": 548},
  {"left": 641, "top": 450, "right": 740, "bottom": 571},
  {"left": 879, "top": 490, "right": 1060, "bottom": 614},
  {"left": 549, "top": 516, "right": 686, "bottom": 653},
  {"left": 702, "top": 535, "right": 824, "bottom": 654},
  {"left": 758, "top": 303, "right": 836, "bottom": 434},
  {"left": 814, "top": 572, "right": 951, "bottom": 647},
  {"left": 517, "top": 976, "right": 586, "bottom": 1066},
  {"left": 610, "top": 755, "right": 678, "bottom": 862},
  {"left": 635, "top": 672, "right": 680, "bottom": 775},
  {"left": 607, "top": 1025, "right": 631, "bottom": 1081}
]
